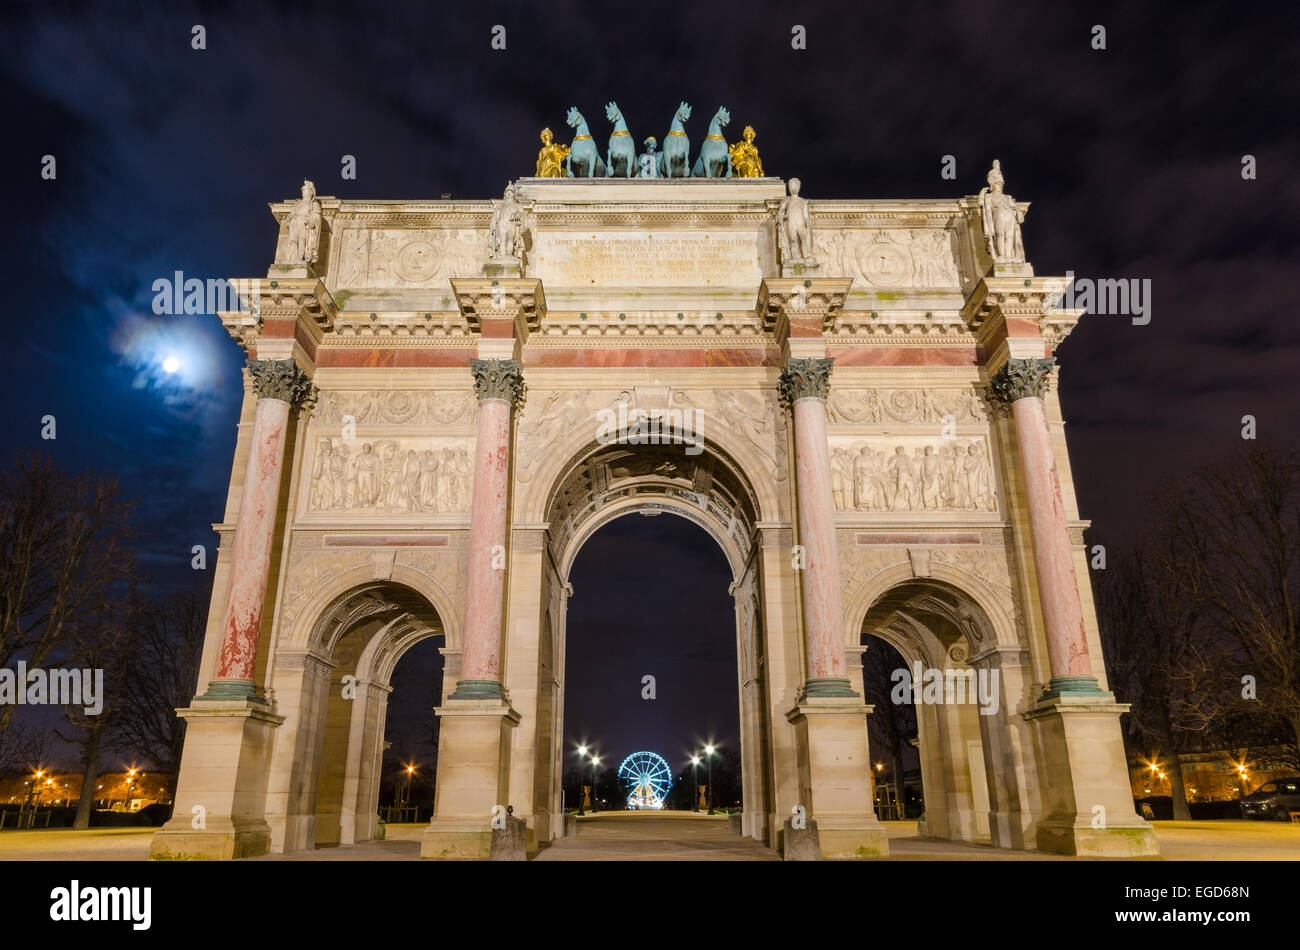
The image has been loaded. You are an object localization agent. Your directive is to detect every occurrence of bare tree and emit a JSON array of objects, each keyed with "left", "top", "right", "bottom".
[
  {"left": 113, "top": 591, "right": 206, "bottom": 773},
  {"left": 0, "top": 455, "right": 135, "bottom": 732},
  {"left": 56, "top": 591, "right": 139, "bottom": 829},
  {"left": 1166, "top": 446, "right": 1300, "bottom": 772}
]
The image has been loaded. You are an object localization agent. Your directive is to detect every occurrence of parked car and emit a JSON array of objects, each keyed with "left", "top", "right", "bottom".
[{"left": 1239, "top": 777, "right": 1300, "bottom": 820}]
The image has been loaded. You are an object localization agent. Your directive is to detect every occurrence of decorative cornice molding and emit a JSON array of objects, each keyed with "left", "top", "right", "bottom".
[
  {"left": 470, "top": 358, "right": 526, "bottom": 408},
  {"left": 987, "top": 357, "right": 1055, "bottom": 413},
  {"left": 450, "top": 278, "right": 545, "bottom": 333},
  {"left": 757, "top": 278, "right": 853, "bottom": 333},
  {"left": 778, "top": 357, "right": 835, "bottom": 407},
  {"left": 960, "top": 276, "right": 1070, "bottom": 337},
  {"left": 248, "top": 358, "right": 314, "bottom": 407}
]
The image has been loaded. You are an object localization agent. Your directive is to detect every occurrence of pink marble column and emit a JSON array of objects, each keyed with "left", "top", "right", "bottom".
[
  {"left": 451, "top": 358, "right": 525, "bottom": 700},
  {"left": 207, "top": 359, "right": 312, "bottom": 699},
  {"left": 779, "top": 358, "right": 857, "bottom": 698},
  {"left": 990, "top": 357, "right": 1100, "bottom": 695}
]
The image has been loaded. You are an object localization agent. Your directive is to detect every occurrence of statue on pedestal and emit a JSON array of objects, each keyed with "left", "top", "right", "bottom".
[
  {"left": 487, "top": 183, "right": 524, "bottom": 272},
  {"left": 978, "top": 160, "right": 1025, "bottom": 262},
  {"left": 777, "top": 177, "right": 819, "bottom": 276},
  {"left": 535, "top": 128, "right": 570, "bottom": 178},
  {"left": 729, "top": 125, "right": 764, "bottom": 178},
  {"left": 637, "top": 137, "right": 660, "bottom": 178},
  {"left": 281, "top": 179, "right": 322, "bottom": 268}
]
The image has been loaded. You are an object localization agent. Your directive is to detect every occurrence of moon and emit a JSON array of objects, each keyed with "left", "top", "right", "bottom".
[{"left": 162, "top": 355, "right": 180, "bottom": 374}]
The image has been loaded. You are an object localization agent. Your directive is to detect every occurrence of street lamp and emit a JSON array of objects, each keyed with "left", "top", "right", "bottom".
[
  {"left": 704, "top": 744, "right": 716, "bottom": 815},
  {"left": 403, "top": 764, "right": 416, "bottom": 808},
  {"left": 576, "top": 746, "right": 597, "bottom": 816},
  {"left": 691, "top": 756, "right": 701, "bottom": 813}
]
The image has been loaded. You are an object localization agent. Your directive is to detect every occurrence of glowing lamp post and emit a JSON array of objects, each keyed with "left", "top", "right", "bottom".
[
  {"left": 691, "top": 756, "right": 701, "bottom": 813},
  {"left": 704, "top": 744, "right": 716, "bottom": 815}
]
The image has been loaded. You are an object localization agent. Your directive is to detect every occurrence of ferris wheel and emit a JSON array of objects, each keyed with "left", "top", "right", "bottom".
[{"left": 617, "top": 751, "right": 673, "bottom": 810}]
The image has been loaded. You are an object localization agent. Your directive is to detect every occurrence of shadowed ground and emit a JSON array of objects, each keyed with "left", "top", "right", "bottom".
[{"left": 1, "top": 817, "right": 1297, "bottom": 860}]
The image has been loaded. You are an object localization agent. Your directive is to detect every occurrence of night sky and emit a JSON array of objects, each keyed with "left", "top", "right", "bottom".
[{"left": 3, "top": 1, "right": 1297, "bottom": 769}]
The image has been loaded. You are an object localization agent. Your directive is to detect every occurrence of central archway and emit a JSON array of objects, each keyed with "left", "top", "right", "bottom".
[{"left": 535, "top": 433, "right": 774, "bottom": 842}]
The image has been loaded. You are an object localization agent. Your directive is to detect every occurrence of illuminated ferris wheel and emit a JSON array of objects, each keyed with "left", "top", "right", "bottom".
[{"left": 618, "top": 751, "right": 673, "bottom": 810}]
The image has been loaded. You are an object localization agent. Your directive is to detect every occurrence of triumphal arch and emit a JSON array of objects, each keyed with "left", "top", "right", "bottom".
[{"left": 151, "top": 122, "right": 1157, "bottom": 859}]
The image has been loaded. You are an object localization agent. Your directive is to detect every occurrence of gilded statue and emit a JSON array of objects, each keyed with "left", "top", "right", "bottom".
[
  {"left": 535, "top": 128, "right": 570, "bottom": 178},
  {"left": 728, "top": 125, "right": 764, "bottom": 177}
]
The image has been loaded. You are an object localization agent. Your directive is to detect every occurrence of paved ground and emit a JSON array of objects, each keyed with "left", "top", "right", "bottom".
[
  {"left": 534, "top": 811, "right": 778, "bottom": 861},
  {"left": 1, "top": 816, "right": 1297, "bottom": 860}
]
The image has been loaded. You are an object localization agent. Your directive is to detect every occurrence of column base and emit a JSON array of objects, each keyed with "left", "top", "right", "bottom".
[
  {"left": 1025, "top": 692, "right": 1159, "bottom": 857},
  {"left": 421, "top": 818, "right": 495, "bottom": 860},
  {"left": 1041, "top": 675, "right": 1108, "bottom": 701},
  {"left": 200, "top": 679, "right": 266, "bottom": 702},
  {"left": 786, "top": 697, "right": 891, "bottom": 859},
  {"left": 149, "top": 815, "right": 272, "bottom": 861},
  {"left": 448, "top": 679, "right": 506, "bottom": 700},
  {"left": 147, "top": 697, "right": 283, "bottom": 860},
  {"left": 424, "top": 699, "right": 519, "bottom": 860},
  {"left": 800, "top": 676, "right": 860, "bottom": 699}
]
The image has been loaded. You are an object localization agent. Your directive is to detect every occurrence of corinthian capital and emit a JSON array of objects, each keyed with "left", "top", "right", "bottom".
[
  {"left": 777, "top": 357, "right": 835, "bottom": 407},
  {"left": 248, "top": 358, "right": 313, "bottom": 407},
  {"left": 987, "top": 357, "right": 1055, "bottom": 413},
  {"left": 470, "top": 358, "right": 526, "bottom": 408}
]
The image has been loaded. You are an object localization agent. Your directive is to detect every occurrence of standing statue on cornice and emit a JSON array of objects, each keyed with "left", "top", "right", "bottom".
[
  {"left": 978, "top": 160, "right": 1025, "bottom": 262},
  {"left": 729, "top": 125, "right": 764, "bottom": 178},
  {"left": 776, "top": 177, "right": 818, "bottom": 275},
  {"left": 692, "top": 106, "right": 732, "bottom": 177},
  {"left": 535, "top": 128, "right": 570, "bottom": 177},
  {"left": 282, "top": 179, "right": 322, "bottom": 267},
  {"left": 488, "top": 182, "right": 524, "bottom": 266}
]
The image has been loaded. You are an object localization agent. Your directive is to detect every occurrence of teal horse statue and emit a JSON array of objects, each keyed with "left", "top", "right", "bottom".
[
  {"left": 566, "top": 106, "right": 605, "bottom": 178},
  {"left": 604, "top": 101, "right": 636, "bottom": 177},
  {"left": 661, "top": 101, "right": 692, "bottom": 178},
  {"left": 692, "top": 106, "right": 732, "bottom": 177}
]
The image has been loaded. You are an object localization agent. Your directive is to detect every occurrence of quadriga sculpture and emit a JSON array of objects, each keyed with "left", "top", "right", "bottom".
[
  {"left": 661, "top": 101, "right": 692, "bottom": 178},
  {"left": 604, "top": 101, "right": 636, "bottom": 177},
  {"left": 565, "top": 106, "right": 604, "bottom": 177},
  {"left": 692, "top": 106, "right": 731, "bottom": 177}
]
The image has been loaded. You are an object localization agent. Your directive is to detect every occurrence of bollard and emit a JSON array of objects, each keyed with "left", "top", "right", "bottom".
[
  {"left": 489, "top": 805, "right": 527, "bottom": 861},
  {"left": 782, "top": 816, "right": 821, "bottom": 860}
]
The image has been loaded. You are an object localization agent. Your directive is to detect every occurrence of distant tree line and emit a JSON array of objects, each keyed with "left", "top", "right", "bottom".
[
  {"left": 1095, "top": 444, "right": 1300, "bottom": 819},
  {"left": 0, "top": 454, "right": 206, "bottom": 828}
]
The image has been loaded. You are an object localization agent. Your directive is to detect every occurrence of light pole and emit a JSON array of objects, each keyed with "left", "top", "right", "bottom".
[
  {"left": 577, "top": 745, "right": 597, "bottom": 816},
  {"left": 691, "top": 756, "right": 701, "bottom": 813},
  {"left": 403, "top": 764, "right": 415, "bottom": 809},
  {"left": 705, "top": 744, "right": 716, "bottom": 815}
]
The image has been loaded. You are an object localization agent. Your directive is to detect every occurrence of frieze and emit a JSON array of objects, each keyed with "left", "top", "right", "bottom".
[
  {"left": 305, "top": 436, "right": 474, "bottom": 515},
  {"left": 830, "top": 436, "right": 997, "bottom": 513}
]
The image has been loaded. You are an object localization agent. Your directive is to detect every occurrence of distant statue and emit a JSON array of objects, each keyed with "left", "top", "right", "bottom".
[
  {"left": 637, "top": 137, "right": 660, "bottom": 178},
  {"left": 565, "top": 107, "right": 604, "bottom": 177},
  {"left": 282, "top": 179, "right": 322, "bottom": 267},
  {"left": 488, "top": 183, "right": 523, "bottom": 264},
  {"left": 604, "top": 101, "right": 636, "bottom": 178},
  {"left": 535, "top": 127, "right": 570, "bottom": 178},
  {"left": 978, "top": 159, "right": 1025, "bottom": 261},
  {"left": 692, "top": 107, "right": 732, "bottom": 177},
  {"left": 728, "top": 125, "right": 764, "bottom": 177},
  {"left": 661, "top": 101, "right": 692, "bottom": 178},
  {"left": 777, "top": 177, "right": 816, "bottom": 269}
]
